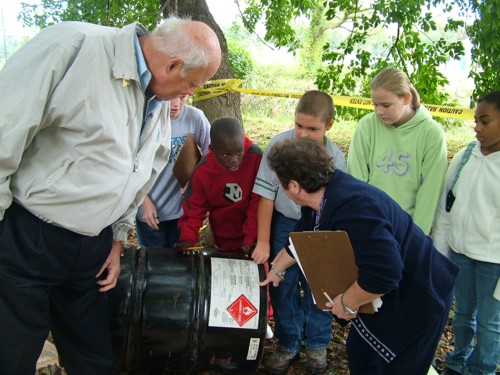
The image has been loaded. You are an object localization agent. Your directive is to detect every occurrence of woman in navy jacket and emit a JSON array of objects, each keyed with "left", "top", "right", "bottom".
[{"left": 260, "top": 137, "right": 458, "bottom": 375}]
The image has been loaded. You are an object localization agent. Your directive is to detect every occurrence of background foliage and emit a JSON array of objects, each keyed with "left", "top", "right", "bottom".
[
  {"left": 19, "top": 0, "right": 161, "bottom": 29},
  {"left": 463, "top": 0, "right": 500, "bottom": 101},
  {"left": 18, "top": 0, "right": 498, "bottom": 115},
  {"left": 14, "top": 0, "right": 487, "bottom": 132},
  {"left": 239, "top": 0, "right": 498, "bottom": 109},
  {"left": 227, "top": 39, "right": 255, "bottom": 80}
]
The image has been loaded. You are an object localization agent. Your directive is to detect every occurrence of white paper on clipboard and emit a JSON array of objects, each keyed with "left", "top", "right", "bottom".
[{"left": 287, "top": 238, "right": 319, "bottom": 306}]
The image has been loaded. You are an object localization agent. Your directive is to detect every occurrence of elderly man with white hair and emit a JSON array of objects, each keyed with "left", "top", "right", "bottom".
[{"left": 0, "top": 15, "right": 221, "bottom": 374}]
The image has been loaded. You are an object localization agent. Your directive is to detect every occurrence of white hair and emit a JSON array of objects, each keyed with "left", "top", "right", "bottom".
[{"left": 152, "top": 15, "right": 214, "bottom": 75}]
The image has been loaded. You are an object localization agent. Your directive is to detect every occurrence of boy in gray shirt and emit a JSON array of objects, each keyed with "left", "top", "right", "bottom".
[{"left": 252, "top": 90, "right": 346, "bottom": 375}]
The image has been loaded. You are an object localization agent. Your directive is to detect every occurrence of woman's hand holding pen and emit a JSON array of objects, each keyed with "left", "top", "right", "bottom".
[
  {"left": 322, "top": 289, "right": 358, "bottom": 320},
  {"left": 326, "top": 293, "right": 359, "bottom": 320},
  {"left": 325, "top": 283, "right": 383, "bottom": 319}
]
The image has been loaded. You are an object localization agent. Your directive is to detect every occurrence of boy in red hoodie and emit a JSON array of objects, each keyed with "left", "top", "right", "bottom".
[{"left": 175, "top": 117, "right": 262, "bottom": 255}]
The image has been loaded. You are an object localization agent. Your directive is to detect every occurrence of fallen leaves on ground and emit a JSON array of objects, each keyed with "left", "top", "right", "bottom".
[{"left": 38, "top": 317, "right": 454, "bottom": 375}]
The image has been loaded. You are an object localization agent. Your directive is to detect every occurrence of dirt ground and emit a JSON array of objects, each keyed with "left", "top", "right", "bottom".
[{"left": 37, "top": 316, "right": 455, "bottom": 375}]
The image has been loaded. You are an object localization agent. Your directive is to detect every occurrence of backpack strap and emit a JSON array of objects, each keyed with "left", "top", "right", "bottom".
[{"left": 449, "top": 141, "right": 477, "bottom": 193}]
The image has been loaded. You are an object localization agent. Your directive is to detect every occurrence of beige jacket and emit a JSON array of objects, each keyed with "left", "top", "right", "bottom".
[{"left": 0, "top": 21, "right": 171, "bottom": 241}]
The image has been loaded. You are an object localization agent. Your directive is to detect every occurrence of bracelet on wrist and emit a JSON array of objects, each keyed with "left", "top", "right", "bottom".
[
  {"left": 340, "top": 293, "right": 359, "bottom": 315},
  {"left": 270, "top": 265, "right": 286, "bottom": 278}
]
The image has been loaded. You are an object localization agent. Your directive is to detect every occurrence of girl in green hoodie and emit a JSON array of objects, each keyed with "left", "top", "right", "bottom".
[{"left": 347, "top": 67, "right": 448, "bottom": 234}]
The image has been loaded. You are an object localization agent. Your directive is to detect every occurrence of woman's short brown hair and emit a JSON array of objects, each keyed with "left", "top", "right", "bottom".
[{"left": 267, "top": 137, "right": 334, "bottom": 193}]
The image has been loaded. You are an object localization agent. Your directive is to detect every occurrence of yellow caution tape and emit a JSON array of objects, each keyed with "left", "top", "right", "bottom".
[{"left": 193, "top": 79, "right": 474, "bottom": 120}]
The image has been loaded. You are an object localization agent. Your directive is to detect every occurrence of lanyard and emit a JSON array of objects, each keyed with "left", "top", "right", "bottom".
[{"left": 314, "top": 192, "right": 326, "bottom": 231}]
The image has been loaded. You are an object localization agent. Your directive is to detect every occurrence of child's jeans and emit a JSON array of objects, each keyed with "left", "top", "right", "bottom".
[
  {"left": 445, "top": 252, "right": 500, "bottom": 375},
  {"left": 268, "top": 211, "right": 333, "bottom": 354}
]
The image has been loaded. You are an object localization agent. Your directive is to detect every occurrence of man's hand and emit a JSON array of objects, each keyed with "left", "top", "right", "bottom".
[
  {"left": 96, "top": 241, "right": 122, "bottom": 292},
  {"left": 141, "top": 195, "right": 159, "bottom": 230}
]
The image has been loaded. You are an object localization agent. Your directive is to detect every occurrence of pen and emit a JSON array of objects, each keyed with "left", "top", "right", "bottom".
[
  {"left": 185, "top": 246, "right": 205, "bottom": 250},
  {"left": 321, "top": 288, "right": 335, "bottom": 305}
]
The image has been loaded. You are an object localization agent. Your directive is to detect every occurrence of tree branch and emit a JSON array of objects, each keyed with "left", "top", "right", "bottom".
[{"left": 235, "top": 0, "right": 275, "bottom": 50}]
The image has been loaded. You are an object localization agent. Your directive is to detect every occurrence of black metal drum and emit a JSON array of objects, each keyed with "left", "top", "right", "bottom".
[{"left": 109, "top": 247, "right": 267, "bottom": 374}]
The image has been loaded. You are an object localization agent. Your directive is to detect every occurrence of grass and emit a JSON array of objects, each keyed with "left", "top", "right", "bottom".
[
  {"left": 240, "top": 62, "right": 476, "bottom": 159},
  {"left": 242, "top": 95, "right": 477, "bottom": 160}
]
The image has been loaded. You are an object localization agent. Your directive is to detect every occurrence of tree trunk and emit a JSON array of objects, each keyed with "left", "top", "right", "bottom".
[{"left": 162, "top": 0, "right": 243, "bottom": 125}]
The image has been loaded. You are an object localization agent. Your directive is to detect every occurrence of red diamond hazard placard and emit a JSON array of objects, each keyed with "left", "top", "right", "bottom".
[{"left": 227, "top": 294, "right": 258, "bottom": 327}]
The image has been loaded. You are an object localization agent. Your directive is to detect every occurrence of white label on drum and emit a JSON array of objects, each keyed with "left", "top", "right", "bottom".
[
  {"left": 209, "top": 258, "right": 261, "bottom": 329},
  {"left": 247, "top": 338, "right": 260, "bottom": 360}
]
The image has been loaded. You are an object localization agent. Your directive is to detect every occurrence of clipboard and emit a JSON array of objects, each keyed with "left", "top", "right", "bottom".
[
  {"left": 289, "top": 230, "right": 376, "bottom": 314},
  {"left": 172, "top": 133, "right": 202, "bottom": 187}
]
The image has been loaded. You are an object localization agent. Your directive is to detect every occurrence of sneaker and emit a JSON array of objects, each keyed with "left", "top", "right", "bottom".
[
  {"left": 265, "top": 346, "right": 297, "bottom": 375},
  {"left": 305, "top": 348, "right": 327, "bottom": 374},
  {"left": 266, "top": 324, "right": 274, "bottom": 339}
]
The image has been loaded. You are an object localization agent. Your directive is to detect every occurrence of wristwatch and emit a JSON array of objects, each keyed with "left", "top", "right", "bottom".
[
  {"left": 270, "top": 265, "right": 286, "bottom": 278},
  {"left": 340, "top": 293, "right": 359, "bottom": 315}
]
